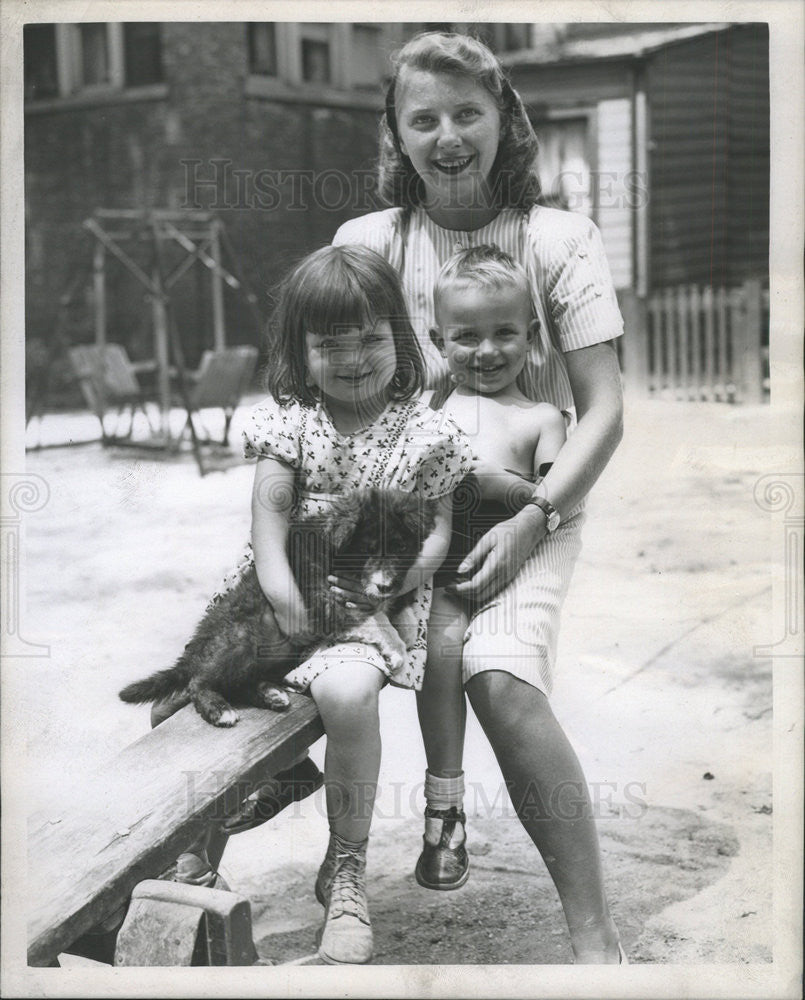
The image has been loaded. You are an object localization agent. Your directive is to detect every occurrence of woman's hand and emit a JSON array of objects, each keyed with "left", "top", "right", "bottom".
[{"left": 448, "top": 504, "right": 546, "bottom": 604}]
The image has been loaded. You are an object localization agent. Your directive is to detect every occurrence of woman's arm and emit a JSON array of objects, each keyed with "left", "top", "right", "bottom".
[
  {"left": 451, "top": 342, "right": 623, "bottom": 603},
  {"left": 398, "top": 494, "right": 453, "bottom": 593},
  {"left": 251, "top": 456, "right": 308, "bottom": 636}
]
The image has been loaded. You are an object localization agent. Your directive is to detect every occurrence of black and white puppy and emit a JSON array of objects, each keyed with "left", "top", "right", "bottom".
[{"left": 119, "top": 488, "right": 436, "bottom": 726}]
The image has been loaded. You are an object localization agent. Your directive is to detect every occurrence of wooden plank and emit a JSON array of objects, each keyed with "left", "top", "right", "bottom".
[
  {"left": 737, "top": 279, "right": 764, "bottom": 403},
  {"left": 702, "top": 286, "right": 714, "bottom": 401},
  {"left": 27, "top": 697, "right": 323, "bottom": 967},
  {"left": 688, "top": 285, "right": 702, "bottom": 400},
  {"left": 677, "top": 285, "right": 690, "bottom": 400},
  {"left": 716, "top": 286, "right": 729, "bottom": 400},
  {"left": 617, "top": 290, "right": 649, "bottom": 396},
  {"left": 663, "top": 287, "right": 678, "bottom": 399},
  {"left": 648, "top": 295, "right": 662, "bottom": 395},
  {"left": 93, "top": 242, "right": 106, "bottom": 349},
  {"left": 210, "top": 220, "right": 226, "bottom": 351}
]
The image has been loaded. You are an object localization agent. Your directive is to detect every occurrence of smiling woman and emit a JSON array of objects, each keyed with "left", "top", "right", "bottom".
[{"left": 331, "top": 31, "right": 627, "bottom": 964}]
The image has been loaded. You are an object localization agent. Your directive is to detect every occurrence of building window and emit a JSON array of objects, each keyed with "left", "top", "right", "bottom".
[
  {"left": 245, "top": 23, "right": 407, "bottom": 97},
  {"left": 350, "top": 24, "right": 385, "bottom": 89},
  {"left": 299, "top": 24, "right": 334, "bottom": 84},
  {"left": 123, "top": 22, "right": 163, "bottom": 87},
  {"left": 247, "top": 23, "right": 277, "bottom": 76},
  {"left": 533, "top": 117, "right": 593, "bottom": 216},
  {"left": 503, "top": 24, "right": 532, "bottom": 51},
  {"left": 23, "top": 24, "right": 59, "bottom": 101},
  {"left": 79, "top": 23, "right": 111, "bottom": 86},
  {"left": 24, "top": 22, "right": 163, "bottom": 101},
  {"left": 301, "top": 38, "right": 331, "bottom": 83}
]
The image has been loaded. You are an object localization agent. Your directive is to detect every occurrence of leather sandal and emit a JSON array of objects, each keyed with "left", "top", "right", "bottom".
[{"left": 414, "top": 806, "right": 470, "bottom": 890}]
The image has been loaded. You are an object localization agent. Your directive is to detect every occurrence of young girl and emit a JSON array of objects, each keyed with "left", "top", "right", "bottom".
[{"left": 229, "top": 244, "right": 472, "bottom": 965}]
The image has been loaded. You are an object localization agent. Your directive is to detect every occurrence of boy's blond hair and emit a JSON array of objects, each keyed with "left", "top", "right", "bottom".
[{"left": 434, "top": 244, "right": 532, "bottom": 322}]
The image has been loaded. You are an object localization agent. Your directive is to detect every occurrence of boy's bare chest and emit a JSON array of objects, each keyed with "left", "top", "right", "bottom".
[{"left": 443, "top": 395, "right": 540, "bottom": 471}]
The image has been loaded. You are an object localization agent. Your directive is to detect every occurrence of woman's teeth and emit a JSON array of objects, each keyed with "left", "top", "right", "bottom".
[{"left": 434, "top": 155, "right": 474, "bottom": 174}]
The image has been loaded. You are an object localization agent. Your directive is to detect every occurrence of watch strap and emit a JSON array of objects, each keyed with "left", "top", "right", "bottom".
[{"left": 524, "top": 493, "right": 561, "bottom": 532}]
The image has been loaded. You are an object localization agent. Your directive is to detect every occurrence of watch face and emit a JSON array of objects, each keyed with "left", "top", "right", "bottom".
[{"left": 547, "top": 510, "right": 560, "bottom": 532}]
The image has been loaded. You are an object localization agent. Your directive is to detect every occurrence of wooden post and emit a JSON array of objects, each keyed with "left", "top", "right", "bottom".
[
  {"left": 648, "top": 294, "right": 662, "bottom": 396},
  {"left": 93, "top": 241, "right": 106, "bottom": 348},
  {"left": 210, "top": 219, "right": 226, "bottom": 352},
  {"left": 663, "top": 287, "right": 678, "bottom": 399},
  {"left": 618, "top": 289, "right": 649, "bottom": 397},
  {"left": 689, "top": 285, "right": 702, "bottom": 401},
  {"left": 716, "top": 286, "right": 728, "bottom": 400},
  {"left": 677, "top": 285, "right": 690, "bottom": 400},
  {"left": 738, "top": 279, "right": 764, "bottom": 403},
  {"left": 151, "top": 264, "right": 172, "bottom": 440},
  {"left": 703, "top": 286, "right": 714, "bottom": 401}
]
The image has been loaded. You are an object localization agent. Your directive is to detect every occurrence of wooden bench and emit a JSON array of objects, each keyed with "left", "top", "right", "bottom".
[{"left": 27, "top": 696, "right": 323, "bottom": 967}]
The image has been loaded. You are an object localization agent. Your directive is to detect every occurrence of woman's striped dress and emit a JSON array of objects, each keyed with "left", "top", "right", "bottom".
[{"left": 333, "top": 205, "right": 624, "bottom": 695}]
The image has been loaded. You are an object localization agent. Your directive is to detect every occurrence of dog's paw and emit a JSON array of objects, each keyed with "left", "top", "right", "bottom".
[
  {"left": 387, "top": 647, "right": 406, "bottom": 672},
  {"left": 213, "top": 708, "right": 240, "bottom": 727},
  {"left": 257, "top": 682, "right": 291, "bottom": 712}
]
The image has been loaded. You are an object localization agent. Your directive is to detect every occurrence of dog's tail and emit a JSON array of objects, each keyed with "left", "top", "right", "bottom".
[{"left": 119, "top": 664, "right": 190, "bottom": 705}]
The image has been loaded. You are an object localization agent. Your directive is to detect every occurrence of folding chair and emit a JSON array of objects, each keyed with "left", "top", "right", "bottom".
[
  {"left": 178, "top": 346, "right": 259, "bottom": 446},
  {"left": 68, "top": 344, "right": 157, "bottom": 443}
]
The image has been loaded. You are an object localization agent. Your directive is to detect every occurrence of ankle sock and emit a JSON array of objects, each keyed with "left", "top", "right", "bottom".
[
  {"left": 423, "top": 771, "right": 465, "bottom": 847},
  {"left": 424, "top": 770, "right": 465, "bottom": 811}
]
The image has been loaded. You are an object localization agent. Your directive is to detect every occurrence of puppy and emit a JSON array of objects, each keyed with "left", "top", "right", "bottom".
[{"left": 119, "top": 488, "right": 436, "bottom": 726}]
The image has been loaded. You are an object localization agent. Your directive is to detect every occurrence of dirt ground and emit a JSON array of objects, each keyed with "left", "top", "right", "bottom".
[{"left": 18, "top": 396, "right": 784, "bottom": 970}]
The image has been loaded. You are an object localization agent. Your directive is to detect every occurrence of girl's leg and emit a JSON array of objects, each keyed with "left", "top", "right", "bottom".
[
  {"left": 466, "top": 670, "right": 621, "bottom": 964},
  {"left": 415, "top": 589, "right": 470, "bottom": 889},
  {"left": 309, "top": 656, "right": 385, "bottom": 964}
]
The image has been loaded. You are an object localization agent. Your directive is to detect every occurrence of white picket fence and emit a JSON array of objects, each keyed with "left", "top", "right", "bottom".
[{"left": 618, "top": 280, "right": 769, "bottom": 403}]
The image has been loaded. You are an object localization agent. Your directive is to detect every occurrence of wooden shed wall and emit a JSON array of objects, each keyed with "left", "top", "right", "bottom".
[{"left": 646, "top": 24, "right": 769, "bottom": 288}]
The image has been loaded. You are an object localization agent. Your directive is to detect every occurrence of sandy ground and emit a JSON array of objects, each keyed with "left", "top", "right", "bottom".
[{"left": 17, "top": 395, "right": 783, "bottom": 969}]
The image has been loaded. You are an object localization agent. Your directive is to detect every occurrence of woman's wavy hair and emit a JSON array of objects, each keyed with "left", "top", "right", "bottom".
[
  {"left": 378, "top": 32, "right": 541, "bottom": 211},
  {"left": 265, "top": 244, "right": 425, "bottom": 407}
]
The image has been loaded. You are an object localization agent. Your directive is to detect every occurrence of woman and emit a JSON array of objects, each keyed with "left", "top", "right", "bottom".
[{"left": 332, "top": 31, "right": 626, "bottom": 964}]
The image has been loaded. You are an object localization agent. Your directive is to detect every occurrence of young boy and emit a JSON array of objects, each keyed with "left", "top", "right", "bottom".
[{"left": 415, "top": 245, "right": 568, "bottom": 891}]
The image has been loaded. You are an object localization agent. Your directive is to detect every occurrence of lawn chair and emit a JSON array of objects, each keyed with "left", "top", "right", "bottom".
[
  {"left": 68, "top": 344, "right": 158, "bottom": 444},
  {"left": 177, "top": 346, "right": 259, "bottom": 446}
]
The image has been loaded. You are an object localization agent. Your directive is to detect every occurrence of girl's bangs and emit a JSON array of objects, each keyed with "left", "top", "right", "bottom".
[{"left": 298, "top": 257, "right": 395, "bottom": 336}]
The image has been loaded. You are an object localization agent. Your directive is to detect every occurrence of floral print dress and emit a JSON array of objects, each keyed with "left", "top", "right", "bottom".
[{"left": 215, "top": 394, "right": 473, "bottom": 691}]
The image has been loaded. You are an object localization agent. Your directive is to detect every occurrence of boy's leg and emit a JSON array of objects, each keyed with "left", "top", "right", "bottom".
[
  {"left": 414, "top": 589, "right": 470, "bottom": 890},
  {"left": 417, "top": 588, "right": 468, "bottom": 778},
  {"left": 309, "top": 654, "right": 385, "bottom": 965},
  {"left": 466, "top": 671, "right": 621, "bottom": 963}
]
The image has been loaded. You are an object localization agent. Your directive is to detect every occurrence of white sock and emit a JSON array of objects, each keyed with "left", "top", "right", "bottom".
[{"left": 423, "top": 771, "right": 465, "bottom": 847}]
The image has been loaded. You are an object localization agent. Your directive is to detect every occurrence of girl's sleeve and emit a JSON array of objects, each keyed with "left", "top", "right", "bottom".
[
  {"left": 545, "top": 217, "right": 624, "bottom": 353},
  {"left": 242, "top": 396, "right": 301, "bottom": 466}
]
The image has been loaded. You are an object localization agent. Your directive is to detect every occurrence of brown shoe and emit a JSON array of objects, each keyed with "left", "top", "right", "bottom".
[{"left": 414, "top": 806, "right": 469, "bottom": 891}]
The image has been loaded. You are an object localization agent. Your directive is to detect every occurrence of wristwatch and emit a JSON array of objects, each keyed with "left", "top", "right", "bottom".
[{"left": 524, "top": 491, "right": 561, "bottom": 533}]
